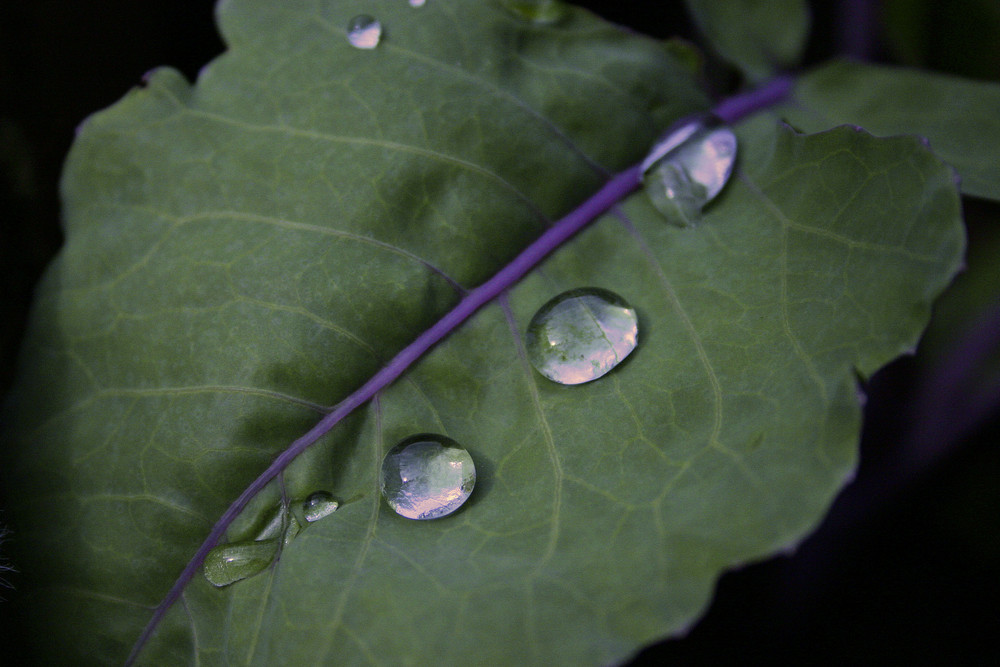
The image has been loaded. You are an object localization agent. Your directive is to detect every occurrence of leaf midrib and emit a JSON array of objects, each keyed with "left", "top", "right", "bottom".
[{"left": 124, "top": 65, "right": 794, "bottom": 664}]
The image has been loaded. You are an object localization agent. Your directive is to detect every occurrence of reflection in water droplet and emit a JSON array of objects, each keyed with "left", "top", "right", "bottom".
[
  {"left": 641, "top": 116, "right": 737, "bottom": 227},
  {"left": 203, "top": 539, "right": 278, "bottom": 587},
  {"left": 380, "top": 434, "right": 476, "bottom": 520},
  {"left": 302, "top": 491, "right": 340, "bottom": 522},
  {"left": 347, "top": 15, "right": 382, "bottom": 49},
  {"left": 409, "top": 0, "right": 426, "bottom": 7},
  {"left": 500, "top": 0, "right": 568, "bottom": 24},
  {"left": 525, "top": 288, "right": 638, "bottom": 385}
]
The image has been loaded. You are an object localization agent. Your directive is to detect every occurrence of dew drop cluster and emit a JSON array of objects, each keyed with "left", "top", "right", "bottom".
[
  {"left": 204, "top": 106, "right": 739, "bottom": 588},
  {"left": 203, "top": 490, "right": 339, "bottom": 587}
]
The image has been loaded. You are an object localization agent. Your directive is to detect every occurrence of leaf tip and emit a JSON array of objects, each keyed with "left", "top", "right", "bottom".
[
  {"left": 855, "top": 384, "right": 869, "bottom": 408},
  {"left": 777, "top": 541, "right": 801, "bottom": 558}
]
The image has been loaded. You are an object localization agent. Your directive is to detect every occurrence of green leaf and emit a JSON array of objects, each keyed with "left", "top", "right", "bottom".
[
  {"left": 779, "top": 60, "right": 1000, "bottom": 201},
  {"left": 0, "top": 2, "right": 963, "bottom": 666},
  {"left": 683, "top": 0, "right": 810, "bottom": 80}
]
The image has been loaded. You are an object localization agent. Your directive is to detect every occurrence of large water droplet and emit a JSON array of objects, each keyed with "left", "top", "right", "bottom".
[
  {"left": 380, "top": 434, "right": 476, "bottom": 520},
  {"left": 203, "top": 539, "right": 278, "bottom": 587},
  {"left": 302, "top": 491, "right": 340, "bottom": 522},
  {"left": 525, "top": 287, "right": 638, "bottom": 385},
  {"left": 500, "top": 0, "right": 568, "bottom": 24},
  {"left": 641, "top": 116, "right": 737, "bottom": 227},
  {"left": 347, "top": 15, "right": 382, "bottom": 49}
]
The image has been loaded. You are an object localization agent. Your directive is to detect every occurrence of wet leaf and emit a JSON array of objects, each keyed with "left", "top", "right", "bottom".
[{"left": 0, "top": 2, "right": 963, "bottom": 665}]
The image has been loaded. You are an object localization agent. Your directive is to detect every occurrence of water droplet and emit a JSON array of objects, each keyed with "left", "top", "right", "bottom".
[
  {"left": 256, "top": 507, "right": 300, "bottom": 546},
  {"left": 347, "top": 15, "right": 382, "bottom": 49},
  {"left": 380, "top": 434, "right": 476, "bottom": 520},
  {"left": 641, "top": 116, "right": 737, "bottom": 227},
  {"left": 500, "top": 0, "right": 568, "bottom": 24},
  {"left": 203, "top": 539, "right": 278, "bottom": 587},
  {"left": 409, "top": 0, "right": 426, "bottom": 7},
  {"left": 525, "top": 287, "right": 638, "bottom": 385},
  {"left": 302, "top": 491, "right": 339, "bottom": 522}
]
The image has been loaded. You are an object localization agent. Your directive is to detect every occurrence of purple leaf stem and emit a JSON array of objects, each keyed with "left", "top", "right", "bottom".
[
  {"left": 125, "top": 76, "right": 792, "bottom": 665},
  {"left": 713, "top": 75, "right": 793, "bottom": 124}
]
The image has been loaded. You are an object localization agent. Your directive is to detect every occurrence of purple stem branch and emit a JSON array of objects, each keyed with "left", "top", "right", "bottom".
[{"left": 125, "top": 76, "right": 792, "bottom": 665}]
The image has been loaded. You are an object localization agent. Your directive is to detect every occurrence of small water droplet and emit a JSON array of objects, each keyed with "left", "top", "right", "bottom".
[
  {"left": 500, "top": 0, "right": 568, "bottom": 24},
  {"left": 525, "top": 287, "right": 638, "bottom": 385},
  {"left": 256, "top": 507, "right": 300, "bottom": 545},
  {"left": 302, "top": 491, "right": 340, "bottom": 522},
  {"left": 203, "top": 539, "right": 278, "bottom": 587},
  {"left": 380, "top": 434, "right": 476, "bottom": 520},
  {"left": 641, "top": 116, "right": 737, "bottom": 227},
  {"left": 347, "top": 15, "right": 382, "bottom": 49}
]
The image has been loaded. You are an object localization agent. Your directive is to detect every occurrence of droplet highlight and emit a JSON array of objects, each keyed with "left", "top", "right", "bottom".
[
  {"left": 203, "top": 539, "right": 278, "bottom": 587},
  {"left": 380, "top": 434, "right": 476, "bottom": 520},
  {"left": 525, "top": 287, "right": 638, "bottom": 385},
  {"left": 409, "top": 0, "right": 426, "bottom": 7},
  {"left": 641, "top": 116, "right": 737, "bottom": 227},
  {"left": 500, "top": 0, "right": 568, "bottom": 24},
  {"left": 302, "top": 491, "right": 340, "bottom": 522},
  {"left": 347, "top": 15, "right": 382, "bottom": 49}
]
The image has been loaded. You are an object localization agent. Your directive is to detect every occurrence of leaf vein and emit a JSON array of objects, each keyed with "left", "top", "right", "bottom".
[
  {"left": 181, "top": 108, "right": 550, "bottom": 222},
  {"left": 316, "top": 396, "right": 383, "bottom": 663},
  {"left": 499, "top": 295, "right": 563, "bottom": 568},
  {"left": 381, "top": 42, "right": 608, "bottom": 174},
  {"left": 614, "top": 210, "right": 762, "bottom": 486},
  {"left": 180, "top": 210, "right": 468, "bottom": 293}
]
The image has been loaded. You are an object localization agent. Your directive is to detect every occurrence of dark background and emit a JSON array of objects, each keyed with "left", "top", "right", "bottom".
[{"left": 2, "top": 1, "right": 998, "bottom": 664}]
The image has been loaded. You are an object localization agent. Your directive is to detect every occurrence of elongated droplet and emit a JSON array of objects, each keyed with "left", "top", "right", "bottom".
[
  {"left": 256, "top": 507, "right": 300, "bottom": 546},
  {"left": 302, "top": 491, "right": 339, "bottom": 522},
  {"left": 203, "top": 539, "right": 278, "bottom": 587},
  {"left": 525, "top": 288, "right": 638, "bottom": 385},
  {"left": 380, "top": 434, "right": 476, "bottom": 520},
  {"left": 500, "top": 0, "right": 568, "bottom": 24},
  {"left": 347, "top": 15, "right": 382, "bottom": 49},
  {"left": 641, "top": 116, "right": 737, "bottom": 227}
]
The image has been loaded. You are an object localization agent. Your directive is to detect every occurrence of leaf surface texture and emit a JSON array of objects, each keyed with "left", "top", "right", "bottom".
[{"left": 1, "top": 2, "right": 963, "bottom": 665}]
